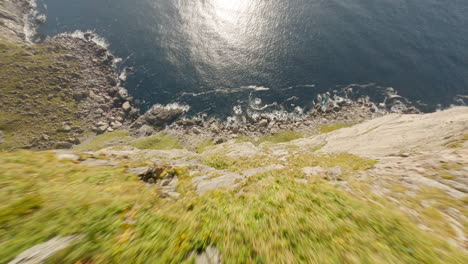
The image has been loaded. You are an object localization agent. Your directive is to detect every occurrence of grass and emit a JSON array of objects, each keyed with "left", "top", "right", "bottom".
[
  {"left": 444, "top": 134, "right": 468, "bottom": 148},
  {"left": 0, "top": 41, "right": 82, "bottom": 150},
  {"left": 236, "top": 130, "right": 305, "bottom": 146},
  {"left": 317, "top": 123, "right": 352, "bottom": 133},
  {"left": 203, "top": 155, "right": 276, "bottom": 172},
  {"left": 131, "top": 133, "right": 183, "bottom": 150},
  {"left": 76, "top": 131, "right": 131, "bottom": 151},
  {"left": 288, "top": 152, "right": 378, "bottom": 173},
  {"left": 195, "top": 139, "right": 216, "bottom": 153},
  {"left": 1, "top": 151, "right": 466, "bottom": 263}
]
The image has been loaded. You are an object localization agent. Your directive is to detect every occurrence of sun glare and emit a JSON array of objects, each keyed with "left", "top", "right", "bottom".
[{"left": 213, "top": 0, "right": 243, "bottom": 11}]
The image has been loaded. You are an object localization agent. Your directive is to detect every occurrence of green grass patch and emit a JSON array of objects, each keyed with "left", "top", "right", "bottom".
[
  {"left": 131, "top": 133, "right": 183, "bottom": 150},
  {"left": 195, "top": 139, "right": 216, "bottom": 153},
  {"left": 288, "top": 152, "right": 378, "bottom": 172},
  {"left": 0, "top": 151, "right": 466, "bottom": 263},
  {"left": 0, "top": 41, "right": 82, "bottom": 150},
  {"left": 317, "top": 123, "right": 352, "bottom": 133},
  {"left": 237, "top": 130, "right": 305, "bottom": 146},
  {"left": 203, "top": 154, "right": 275, "bottom": 172},
  {"left": 76, "top": 131, "right": 131, "bottom": 151}
]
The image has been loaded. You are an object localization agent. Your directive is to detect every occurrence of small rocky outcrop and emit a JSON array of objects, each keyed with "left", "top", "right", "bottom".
[
  {"left": 7, "top": 235, "right": 79, "bottom": 264},
  {"left": 131, "top": 104, "right": 189, "bottom": 130}
]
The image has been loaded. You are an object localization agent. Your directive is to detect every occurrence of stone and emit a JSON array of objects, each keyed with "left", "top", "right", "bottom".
[
  {"left": 192, "top": 127, "right": 202, "bottom": 135},
  {"left": 112, "top": 121, "right": 123, "bottom": 129},
  {"left": 80, "top": 158, "right": 120, "bottom": 167},
  {"left": 126, "top": 167, "right": 151, "bottom": 177},
  {"left": 98, "top": 125, "right": 109, "bottom": 133},
  {"left": 132, "top": 105, "right": 187, "bottom": 128},
  {"left": 61, "top": 125, "right": 71, "bottom": 133},
  {"left": 122, "top": 101, "right": 131, "bottom": 111},
  {"left": 258, "top": 119, "right": 268, "bottom": 127},
  {"left": 8, "top": 236, "right": 79, "bottom": 264},
  {"left": 53, "top": 142, "right": 73, "bottom": 149},
  {"left": 0, "top": 130, "right": 5, "bottom": 144},
  {"left": 327, "top": 167, "right": 343, "bottom": 180},
  {"left": 210, "top": 123, "right": 220, "bottom": 133},
  {"left": 56, "top": 153, "right": 80, "bottom": 161},
  {"left": 302, "top": 166, "right": 326, "bottom": 178}
]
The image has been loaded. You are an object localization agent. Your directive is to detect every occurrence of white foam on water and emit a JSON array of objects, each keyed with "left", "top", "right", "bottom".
[
  {"left": 56, "top": 30, "right": 110, "bottom": 49},
  {"left": 152, "top": 103, "right": 191, "bottom": 112},
  {"left": 23, "top": 0, "right": 39, "bottom": 43}
]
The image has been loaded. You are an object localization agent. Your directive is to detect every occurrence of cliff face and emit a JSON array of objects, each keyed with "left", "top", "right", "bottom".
[{"left": 0, "top": 0, "right": 33, "bottom": 43}]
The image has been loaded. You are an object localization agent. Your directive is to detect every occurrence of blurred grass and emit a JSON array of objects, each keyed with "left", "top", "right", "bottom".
[
  {"left": 237, "top": 130, "right": 305, "bottom": 146},
  {"left": 131, "top": 133, "right": 183, "bottom": 150},
  {"left": 76, "top": 131, "right": 131, "bottom": 151},
  {"left": 0, "top": 151, "right": 466, "bottom": 263},
  {"left": 317, "top": 123, "right": 352, "bottom": 133}
]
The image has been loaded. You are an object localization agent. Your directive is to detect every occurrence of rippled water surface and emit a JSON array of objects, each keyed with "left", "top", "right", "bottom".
[{"left": 38, "top": 0, "right": 468, "bottom": 115}]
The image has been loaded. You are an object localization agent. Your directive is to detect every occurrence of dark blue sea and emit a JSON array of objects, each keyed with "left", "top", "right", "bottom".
[{"left": 37, "top": 0, "right": 468, "bottom": 116}]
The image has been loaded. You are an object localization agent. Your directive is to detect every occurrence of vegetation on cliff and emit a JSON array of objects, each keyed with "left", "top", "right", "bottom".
[
  {"left": 0, "top": 41, "right": 81, "bottom": 150},
  {"left": 1, "top": 151, "right": 466, "bottom": 263}
]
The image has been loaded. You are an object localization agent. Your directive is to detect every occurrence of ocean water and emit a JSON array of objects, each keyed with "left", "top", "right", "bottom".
[{"left": 37, "top": 0, "right": 468, "bottom": 116}]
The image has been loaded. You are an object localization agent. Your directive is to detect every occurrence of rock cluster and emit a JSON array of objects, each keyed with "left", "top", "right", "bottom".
[
  {"left": 49, "top": 36, "right": 140, "bottom": 132},
  {"left": 130, "top": 104, "right": 189, "bottom": 136},
  {"left": 164, "top": 100, "right": 391, "bottom": 148}
]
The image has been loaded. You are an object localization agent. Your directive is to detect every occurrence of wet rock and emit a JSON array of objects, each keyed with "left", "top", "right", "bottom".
[
  {"left": 60, "top": 125, "right": 71, "bottom": 133},
  {"left": 35, "top": 14, "right": 47, "bottom": 24}
]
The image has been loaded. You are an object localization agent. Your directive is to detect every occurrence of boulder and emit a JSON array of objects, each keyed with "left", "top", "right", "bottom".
[
  {"left": 302, "top": 166, "right": 326, "bottom": 178},
  {"left": 132, "top": 105, "right": 188, "bottom": 129},
  {"left": 53, "top": 142, "right": 73, "bottom": 149},
  {"left": 122, "top": 101, "right": 131, "bottom": 111},
  {"left": 131, "top": 124, "right": 156, "bottom": 137},
  {"left": 327, "top": 166, "right": 343, "bottom": 181},
  {"left": 258, "top": 119, "right": 269, "bottom": 127}
]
